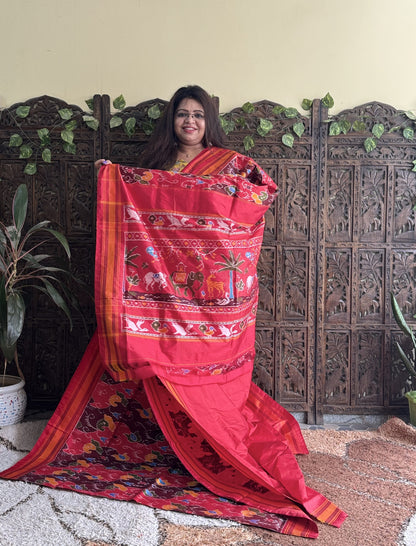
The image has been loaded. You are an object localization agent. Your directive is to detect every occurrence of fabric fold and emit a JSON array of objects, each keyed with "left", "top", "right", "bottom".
[{"left": 0, "top": 147, "right": 346, "bottom": 537}]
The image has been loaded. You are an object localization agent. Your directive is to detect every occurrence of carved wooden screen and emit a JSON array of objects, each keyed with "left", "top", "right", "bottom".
[
  {"left": 1, "top": 95, "right": 415, "bottom": 421},
  {"left": 221, "top": 101, "right": 321, "bottom": 422},
  {"left": 0, "top": 96, "right": 100, "bottom": 406},
  {"left": 319, "top": 103, "right": 416, "bottom": 420}
]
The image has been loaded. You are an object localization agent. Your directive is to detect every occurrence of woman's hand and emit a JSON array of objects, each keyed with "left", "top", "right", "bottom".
[{"left": 95, "top": 159, "right": 112, "bottom": 170}]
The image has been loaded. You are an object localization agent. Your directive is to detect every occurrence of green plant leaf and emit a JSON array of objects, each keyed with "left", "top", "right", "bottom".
[
  {"left": 403, "top": 127, "right": 414, "bottom": 140},
  {"left": 352, "top": 120, "right": 366, "bottom": 132},
  {"left": 110, "top": 116, "right": 123, "bottom": 129},
  {"left": 219, "top": 116, "right": 235, "bottom": 135},
  {"left": 257, "top": 118, "right": 273, "bottom": 137},
  {"left": 391, "top": 292, "right": 415, "bottom": 339},
  {"left": 42, "top": 148, "right": 52, "bottom": 163},
  {"left": 13, "top": 184, "right": 28, "bottom": 233},
  {"left": 58, "top": 108, "right": 74, "bottom": 120},
  {"left": 16, "top": 106, "right": 31, "bottom": 118},
  {"left": 372, "top": 123, "right": 385, "bottom": 138},
  {"left": 40, "top": 279, "right": 73, "bottom": 329},
  {"left": 404, "top": 110, "right": 416, "bottom": 120},
  {"left": 329, "top": 121, "right": 341, "bottom": 136},
  {"left": 24, "top": 162, "right": 37, "bottom": 175},
  {"left": 364, "top": 137, "right": 377, "bottom": 153},
  {"left": 147, "top": 105, "right": 161, "bottom": 120},
  {"left": 242, "top": 102, "right": 255, "bottom": 114},
  {"left": 124, "top": 117, "right": 136, "bottom": 137},
  {"left": 19, "top": 145, "right": 33, "bottom": 159},
  {"left": 243, "top": 135, "right": 255, "bottom": 151},
  {"left": 293, "top": 121, "right": 305, "bottom": 138},
  {"left": 284, "top": 108, "right": 298, "bottom": 119},
  {"left": 301, "top": 98, "right": 313, "bottom": 111},
  {"left": 339, "top": 119, "right": 351, "bottom": 134},
  {"left": 272, "top": 105, "right": 285, "bottom": 115},
  {"left": 82, "top": 115, "right": 99, "bottom": 130},
  {"left": 61, "top": 129, "right": 74, "bottom": 144},
  {"left": 113, "top": 95, "right": 126, "bottom": 110},
  {"left": 141, "top": 120, "right": 154, "bottom": 136},
  {"left": 396, "top": 342, "right": 416, "bottom": 379},
  {"left": 282, "top": 133, "right": 294, "bottom": 148},
  {"left": 37, "top": 128, "right": 50, "bottom": 146},
  {"left": 9, "top": 134, "right": 23, "bottom": 147},
  {"left": 65, "top": 120, "right": 77, "bottom": 131},
  {"left": 63, "top": 142, "right": 76, "bottom": 154},
  {"left": 321, "top": 92, "right": 334, "bottom": 109},
  {"left": 43, "top": 228, "right": 71, "bottom": 259},
  {"left": 85, "top": 98, "right": 94, "bottom": 110}
]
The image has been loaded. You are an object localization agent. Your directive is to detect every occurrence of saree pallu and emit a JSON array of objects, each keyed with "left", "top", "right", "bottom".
[{"left": 0, "top": 148, "right": 346, "bottom": 538}]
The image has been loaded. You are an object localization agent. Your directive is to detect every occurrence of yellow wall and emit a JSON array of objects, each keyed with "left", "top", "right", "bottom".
[{"left": 2, "top": 0, "right": 415, "bottom": 113}]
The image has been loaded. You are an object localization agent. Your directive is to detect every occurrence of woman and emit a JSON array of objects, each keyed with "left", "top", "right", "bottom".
[
  {"left": 2, "top": 86, "right": 346, "bottom": 538},
  {"left": 96, "top": 84, "right": 226, "bottom": 172}
]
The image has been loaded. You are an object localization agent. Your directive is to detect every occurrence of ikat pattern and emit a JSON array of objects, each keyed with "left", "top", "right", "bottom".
[{"left": 16, "top": 373, "right": 287, "bottom": 533}]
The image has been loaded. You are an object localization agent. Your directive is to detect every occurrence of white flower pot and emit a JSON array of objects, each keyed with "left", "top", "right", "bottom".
[{"left": 0, "top": 375, "right": 27, "bottom": 426}]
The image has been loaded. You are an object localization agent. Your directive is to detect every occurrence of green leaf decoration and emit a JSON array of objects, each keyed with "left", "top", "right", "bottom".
[
  {"left": 293, "top": 121, "right": 305, "bottom": 138},
  {"left": 9, "top": 134, "right": 23, "bottom": 147},
  {"left": 403, "top": 127, "right": 414, "bottom": 140},
  {"left": 85, "top": 98, "right": 94, "bottom": 110},
  {"left": 37, "top": 128, "right": 50, "bottom": 146},
  {"left": 147, "top": 104, "right": 161, "bottom": 120},
  {"left": 235, "top": 116, "right": 247, "bottom": 128},
  {"left": 257, "top": 118, "right": 273, "bottom": 137},
  {"left": 242, "top": 102, "right": 255, "bottom": 114},
  {"left": 124, "top": 117, "right": 136, "bottom": 137},
  {"left": 16, "top": 106, "right": 31, "bottom": 118},
  {"left": 110, "top": 116, "right": 123, "bottom": 129},
  {"left": 321, "top": 92, "right": 334, "bottom": 109},
  {"left": 282, "top": 133, "right": 294, "bottom": 148},
  {"left": 364, "top": 137, "right": 377, "bottom": 153},
  {"left": 141, "top": 120, "right": 154, "bottom": 136},
  {"left": 113, "top": 95, "right": 126, "bottom": 110},
  {"left": 352, "top": 120, "right": 366, "bottom": 132},
  {"left": 329, "top": 122, "right": 341, "bottom": 136},
  {"left": 272, "top": 105, "right": 286, "bottom": 115},
  {"left": 412, "top": 159, "right": 416, "bottom": 172},
  {"left": 19, "top": 145, "right": 33, "bottom": 159},
  {"left": 372, "top": 123, "right": 385, "bottom": 139},
  {"left": 13, "top": 184, "right": 28, "bottom": 233},
  {"left": 58, "top": 108, "right": 74, "bottom": 120},
  {"left": 63, "top": 142, "right": 76, "bottom": 154},
  {"left": 42, "top": 148, "right": 52, "bottom": 163},
  {"left": 83, "top": 115, "right": 99, "bottom": 131},
  {"left": 243, "top": 135, "right": 255, "bottom": 151},
  {"left": 61, "top": 129, "right": 74, "bottom": 144},
  {"left": 301, "top": 98, "right": 313, "bottom": 111},
  {"left": 339, "top": 119, "right": 351, "bottom": 134},
  {"left": 24, "top": 162, "right": 37, "bottom": 175},
  {"left": 219, "top": 116, "right": 235, "bottom": 135},
  {"left": 65, "top": 120, "right": 77, "bottom": 131},
  {"left": 284, "top": 108, "right": 298, "bottom": 119},
  {"left": 404, "top": 110, "right": 416, "bottom": 120}
]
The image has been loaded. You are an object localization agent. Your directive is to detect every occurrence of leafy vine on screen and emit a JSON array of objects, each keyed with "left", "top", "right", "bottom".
[{"left": 2, "top": 93, "right": 416, "bottom": 174}]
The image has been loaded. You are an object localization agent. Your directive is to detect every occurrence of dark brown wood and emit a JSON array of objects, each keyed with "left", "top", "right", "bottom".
[{"left": 1, "top": 95, "right": 415, "bottom": 421}]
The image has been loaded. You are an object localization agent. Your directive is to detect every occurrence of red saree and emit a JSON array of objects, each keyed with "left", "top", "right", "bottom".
[{"left": 0, "top": 148, "right": 346, "bottom": 538}]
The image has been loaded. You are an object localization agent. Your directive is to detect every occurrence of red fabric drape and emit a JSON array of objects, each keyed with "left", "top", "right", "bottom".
[{"left": 0, "top": 148, "right": 346, "bottom": 538}]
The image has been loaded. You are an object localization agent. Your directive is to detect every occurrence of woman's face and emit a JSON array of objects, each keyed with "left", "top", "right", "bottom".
[{"left": 174, "top": 98, "right": 206, "bottom": 148}]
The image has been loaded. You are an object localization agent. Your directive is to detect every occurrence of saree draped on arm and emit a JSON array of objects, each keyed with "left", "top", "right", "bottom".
[{"left": 0, "top": 147, "right": 346, "bottom": 538}]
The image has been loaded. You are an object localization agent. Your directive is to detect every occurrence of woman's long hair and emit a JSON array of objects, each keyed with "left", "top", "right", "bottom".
[{"left": 138, "top": 85, "right": 225, "bottom": 170}]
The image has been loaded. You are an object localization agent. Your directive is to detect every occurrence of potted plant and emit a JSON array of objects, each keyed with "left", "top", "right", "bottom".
[
  {"left": 0, "top": 183, "right": 74, "bottom": 425},
  {"left": 391, "top": 292, "right": 416, "bottom": 426}
]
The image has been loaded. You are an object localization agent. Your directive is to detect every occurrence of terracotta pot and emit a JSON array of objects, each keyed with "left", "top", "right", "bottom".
[
  {"left": 0, "top": 375, "right": 27, "bottom": 426},
  {"left": 405, "top": 391, "right": 416, "bottom": 427}
]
